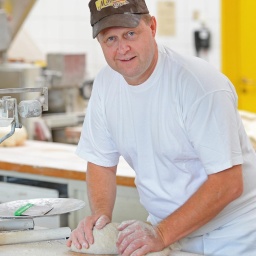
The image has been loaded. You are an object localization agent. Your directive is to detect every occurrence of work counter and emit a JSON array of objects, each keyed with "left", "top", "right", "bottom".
[
  {"left": 1, "top": 239, "right": 202, "bottom": 256},
  {"left": 0, "top": 140, "right": 135, "bottom": 187},
  {"left": 0, "top": 141, "right": 148, "bottom": 229},
  {"left": 0, "top": 238, "right": 117, "bottom": 256}
]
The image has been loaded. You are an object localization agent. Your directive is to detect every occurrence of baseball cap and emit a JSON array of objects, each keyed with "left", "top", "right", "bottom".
[{"left": 89, "top": 0, "right": 149, "bottom": 38}]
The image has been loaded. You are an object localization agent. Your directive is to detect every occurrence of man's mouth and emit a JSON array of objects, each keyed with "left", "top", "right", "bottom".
[{"left": 120, "top": 56, "right": 136, "bottom": 61}]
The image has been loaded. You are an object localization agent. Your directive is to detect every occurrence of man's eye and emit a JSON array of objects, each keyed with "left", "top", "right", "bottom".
[
  {"left": 127, "top": 31, "right": 135, "bottom": 37},
  {"left": 107, "top": 36, "right": 115, "bottom": 42},
  {"left": 104, "top": 36, "right": 116, "bottom": 46}
]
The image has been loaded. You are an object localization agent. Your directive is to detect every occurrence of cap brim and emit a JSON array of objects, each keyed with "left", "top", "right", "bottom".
[{"left": 93, "top": 14, "right": 142, "bottom": 38}]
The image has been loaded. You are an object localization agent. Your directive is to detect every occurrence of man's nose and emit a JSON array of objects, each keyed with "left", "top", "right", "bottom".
[{"left": 117, "top": 39, "right": 130, "bottom": 54}]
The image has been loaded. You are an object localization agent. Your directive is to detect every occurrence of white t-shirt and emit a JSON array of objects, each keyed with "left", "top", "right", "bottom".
[{"left": 77, "top": 44, "right": 256, "bottom": 236}]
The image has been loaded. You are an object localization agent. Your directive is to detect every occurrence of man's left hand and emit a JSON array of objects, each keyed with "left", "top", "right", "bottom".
[{"left": 116, "top": 220, "right": 165, "bottom": 256}]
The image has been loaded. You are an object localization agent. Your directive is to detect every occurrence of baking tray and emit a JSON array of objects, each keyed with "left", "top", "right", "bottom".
[{"left": 0, "top": 198, "right": 85, "bottom": 219}]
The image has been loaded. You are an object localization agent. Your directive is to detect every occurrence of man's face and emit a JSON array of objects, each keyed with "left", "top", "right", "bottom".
[{"left": 97, "top": 17, "right": 158, "bottom": 85}]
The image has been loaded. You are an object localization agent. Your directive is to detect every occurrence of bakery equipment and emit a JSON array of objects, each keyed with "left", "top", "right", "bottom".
[
  {"left": 41, "top": 53, "right": 87, "bottom": 143},
  {"left": 0, "top": 219, "right": 34, "bottom": 231},
  {"left": 0, "top": 0, "right": 51, "bottom": 141},
  {"left": 0, "top": 87, "right": 48, "bottom": 143},
  {"left": 0, "top": 198, "right": 85, "bottom": 219},
  {"left": 0, "top": 198, "right": 85, "bottom": 245},
  {"left": 0, "top": 227, "right": 71, "bottom": 245},
  {"left": 1, "top": 1, "right": 89, "bottom": 143}
]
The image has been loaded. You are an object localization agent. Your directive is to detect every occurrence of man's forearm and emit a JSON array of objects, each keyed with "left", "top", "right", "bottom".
[
  {"left": 156, "top": 165, "right": 243, "bottom": 247},
  {"left": 87, "top": 162, "right": 117, "bottom": 219}
]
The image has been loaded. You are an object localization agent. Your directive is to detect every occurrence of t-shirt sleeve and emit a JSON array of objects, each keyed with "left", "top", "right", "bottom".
[
  {"left": 183, "top": 80, "right": 244, "bottom": 175},
  {"left": 76, "top": 73, "right": 120, "bottom": 167}
]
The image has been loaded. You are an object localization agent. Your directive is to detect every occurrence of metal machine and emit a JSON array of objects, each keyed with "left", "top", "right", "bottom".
[
  {"left": 0, "top": 87, "right": 48, "bottom": 143},
  {"left": 40, "top": 53, "right": 86, "bottom": 143},
  {"left": 0, "top": 0, "right": 48, "bottom": 143},
  {"left": 0, "top": 198, "right": 85, "bottom": 248},
  {"left": 0, "top": 0, "right": 88, "bottom": 143}
]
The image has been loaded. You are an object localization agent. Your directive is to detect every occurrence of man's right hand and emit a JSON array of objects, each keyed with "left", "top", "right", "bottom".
[{"left": 66, "top": 214, "right": 111, "bottom": 249}]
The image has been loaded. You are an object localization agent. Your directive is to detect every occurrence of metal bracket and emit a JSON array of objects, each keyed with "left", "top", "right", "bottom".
[{"left": 0, "top": 87, "right": 48, "bottom": 144}]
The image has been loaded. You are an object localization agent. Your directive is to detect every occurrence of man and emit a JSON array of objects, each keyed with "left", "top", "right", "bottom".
[{"left": 67, "top": 0, "right": 256, "bottom": 255}]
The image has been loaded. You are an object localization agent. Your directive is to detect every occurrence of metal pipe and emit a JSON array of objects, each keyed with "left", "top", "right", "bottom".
[
  {"left": 0, "top": 227, "right": 71, "bottom": 245},
  {"left": 0, "top": 219, "right": 34, "bottom": 231}
]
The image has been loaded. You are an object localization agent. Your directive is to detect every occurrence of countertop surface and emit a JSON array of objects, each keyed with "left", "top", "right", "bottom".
[
  {"left": 0, "top": 140, "right": 135, "bottom": 187},
  {"left": 0, "top": 239, "right": 110, "bottom": 256},
  {"left": 0, "top": 239, "right": 202, "bottom": 256}
]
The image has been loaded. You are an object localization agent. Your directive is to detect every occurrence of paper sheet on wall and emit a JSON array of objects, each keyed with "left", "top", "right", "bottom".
[{"left": 157, "top": 1, "right": 175, "bottom": 36}]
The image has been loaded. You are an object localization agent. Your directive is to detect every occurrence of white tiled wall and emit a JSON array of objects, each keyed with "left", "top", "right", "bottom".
[
  {"left": 8, "top": 0, "right": 221, "bottom": 79},
  {"left": 147, "top": 0, "right": 221, "bottom": 67}
]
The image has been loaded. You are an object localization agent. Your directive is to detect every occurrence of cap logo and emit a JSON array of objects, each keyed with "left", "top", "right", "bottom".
[{"left": 95, "top": 0, "right": 129, "bottom": 11}]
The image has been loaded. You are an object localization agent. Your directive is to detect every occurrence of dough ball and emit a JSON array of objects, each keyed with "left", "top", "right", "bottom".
[
  {"left": 71, "top": 223, "right": 119, "bottom": 254},
  {"left": 0, "top": 126, "right": 27, "bottom": 147},
  {"left": 70, "top": 222, "right": 174, "bottom": 255},
  {"left": 147, "top": 247, "right": 172, "bottom": 256}
]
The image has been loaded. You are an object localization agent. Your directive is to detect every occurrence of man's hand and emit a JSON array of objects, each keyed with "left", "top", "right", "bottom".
[
  {"left": 116, "top": 220, "right": 165, "bottom": 256},
  {"left": 66, "top": 215, "right": 110, "bottom": 249}
]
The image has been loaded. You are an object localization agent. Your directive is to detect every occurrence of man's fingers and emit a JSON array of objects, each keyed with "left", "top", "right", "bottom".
[
  {"left": 118, "top": 220, "right": 136, "bottom": 231},
  {"left": 116, "top": 220, "right": 166, "bottom": 256},
  {"left": 121, "top": 238, "right": 149, "bottom": 256},
  {"left": 66, "top": 215, "right": 111, "bottom": 251},
  {"left": 95, "top": 215, "right": 110, "bottom": 229},
  {"left": 116, "top": 225, "right": 135, "bottom": 247},
  {"left": 70, "top": 233, "right": 83, "bottom": 249},
  {"left": 68, "top": 224, "right": 90, "bottom": 249},
  {"left": 83, "top": 214, "right": 110, "bottom": 244},
  {"left": 130, "top": 245, "right": 150, "bottom": 256},
  {"left": 66, "top": 238, "right": 72, "bottom": 247}
]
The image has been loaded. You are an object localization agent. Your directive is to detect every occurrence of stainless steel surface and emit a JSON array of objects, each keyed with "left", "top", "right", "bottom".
[
  {"left": 0, "top": 198, "right": 85, "bottom": 219},
  {"left": 43, "top": 112, "right": 85, "bottom": 129},
  {"left": 0, "top": 87, "right": 48, "bottom": 143},
  {"left": 18, "top": 100, "right": 42, "bottom": 118},
  {"left": 0, "top": 219, "right": 34, "bottom": 231},
  {"left": 0, "top": 63, "right": 44, "bottom": 141},
  {"left": 37, "top": 53, "right": 87, "bottom": 143},
  {"left": 0, "top": 87, "right": 48, "bottom": 111},
  {"left": 0, "top": 227, "right": 71, "bottom": 246},
  {"left": 0, "top": 62, "right": 41, "bottom": 88},
  {"left": 46, "top": 53, "right": 85, "bottom": 88},
  {"left": 43, "top": 53, "right": 86, "bottom": 115}
]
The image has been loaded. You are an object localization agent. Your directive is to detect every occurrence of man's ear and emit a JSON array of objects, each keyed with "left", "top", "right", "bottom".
[{"left": 150, "top": 16, "right": 157, "bottom": 37}]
